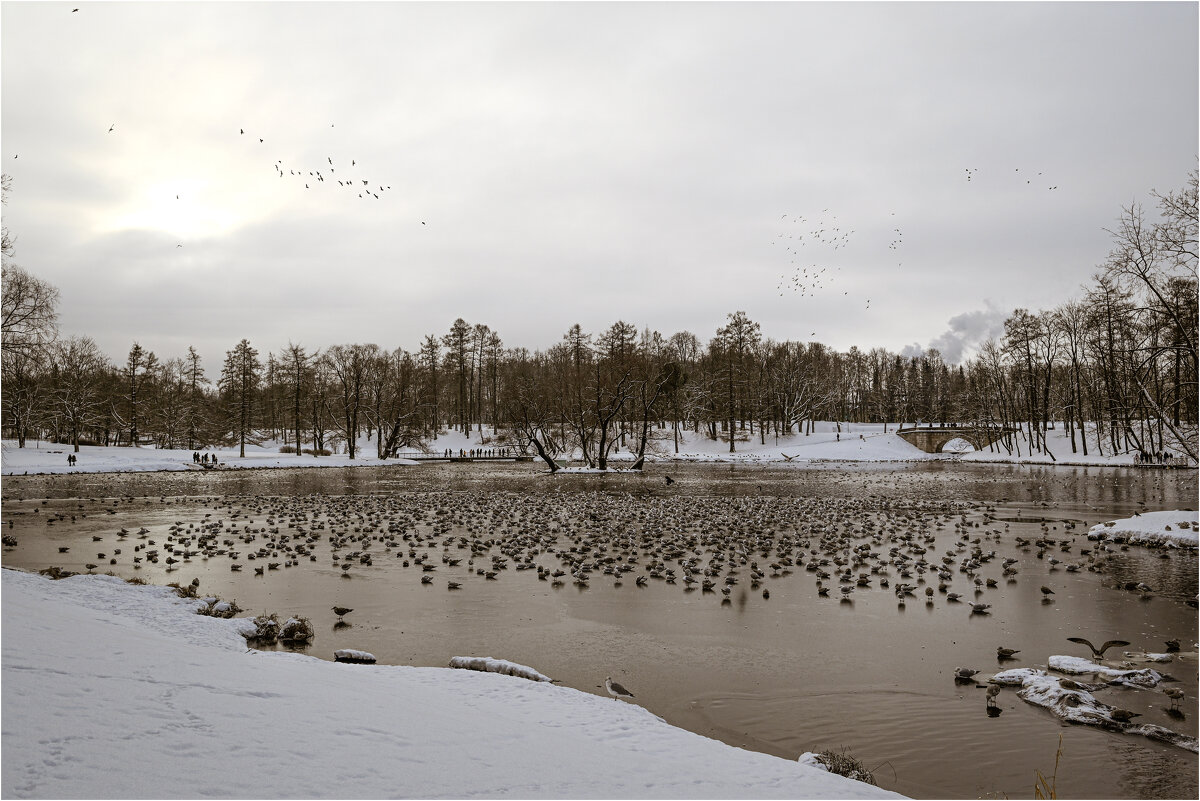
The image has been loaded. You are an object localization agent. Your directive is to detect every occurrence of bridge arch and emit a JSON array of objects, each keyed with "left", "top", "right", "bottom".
[{"left": 896, "top": 426, "right": 1017, "bottom": 454}]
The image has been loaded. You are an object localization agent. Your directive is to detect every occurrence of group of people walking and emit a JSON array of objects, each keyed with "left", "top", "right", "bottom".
[
  {"left": 442, "top": 447, "right": 511, "bottom": 458},
  {"left": 192, "top": 452, "right": 217, "bottom": 466},
  {"left": 65, "top": 454, "right": 77, "bottom": 466},
  {"left": 1134, "top": 450, "right": 1175, "bottom": 466}
]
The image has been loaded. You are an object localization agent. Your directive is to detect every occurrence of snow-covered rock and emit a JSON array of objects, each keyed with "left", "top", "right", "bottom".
[
  {"left": 1048, "top": 655, "right": 1166, "bottom": 688},
  {"left": 449, "top": 655, "right": 554, "bottom": 682},
  {"left": 990, "top": 667, "right": 1196, "bottom": 753},
  {"left": 334, "top": 648, "right": 377, "bottom": 664},
  {"left": 1088, "top": 510, "right": 1199, "bottom": 547}
]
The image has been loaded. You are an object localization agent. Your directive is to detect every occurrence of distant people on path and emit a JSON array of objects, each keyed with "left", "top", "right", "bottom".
[{"left": 67, "top": 454, "right": 76, "bottom": 466}]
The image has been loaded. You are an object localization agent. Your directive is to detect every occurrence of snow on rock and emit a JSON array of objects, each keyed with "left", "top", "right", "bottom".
[
  {"left": 990, "top": 666, "right": 1197, "bottom": 753},
  {"left": 1122, "top": 651, "right": 1174, "bottom": 663},
  {"left": 449, "top": 655, "right": 554, "bottom": 682},
  {"left": 2, "top": 569, "right": 899, "bottom": 799},
  {"left": 990, "top": 667, "right": 1043, "bottom": 686},
  {"left": 797, "top": 752, "right": 829, "bottom": 771},
  {"left": 1048, "top": 655, "right": 1166, "bottom": 688},
  {"left": 334, "top": 649, "right": 377, "bottom": 664},
  {"left": 1088, "top": 510, "right": 1199, "bottom": 548}
]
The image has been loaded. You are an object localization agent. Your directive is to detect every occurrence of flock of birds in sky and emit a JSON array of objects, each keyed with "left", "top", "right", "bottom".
[
  {"left": 774, "top": 208, "right": 902, "bottom": 319},
  {"left": 774, "top": 164, "right": 1066, "bottom": 332},
  {"left": 14, "top": 2, "right": 426, "bottom": 245},
  {"left": 966, "top": 166, "right": 1060, "bottom": 191}
]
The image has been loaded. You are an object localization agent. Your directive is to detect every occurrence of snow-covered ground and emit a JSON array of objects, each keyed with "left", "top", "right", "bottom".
[
  {"left": 3, "top": 421, "right": 1192, "bottom": 475},
  {"left": 1088, "top": 510, "right": 1199, "bottom": 548},
  {"left": 1, "top": 569, "right": 899, "bottom": 799}
]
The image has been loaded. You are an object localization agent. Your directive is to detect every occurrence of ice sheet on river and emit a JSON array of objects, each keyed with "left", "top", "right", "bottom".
[{"left": 991, "top": 667, "right": 1197, "bottom": 753}]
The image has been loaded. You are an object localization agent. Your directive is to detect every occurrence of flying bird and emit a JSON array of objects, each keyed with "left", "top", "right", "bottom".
[
  {"left": 1067, "top": 637, "right": 1130, "bottom": 659},
  {"left": 108, "top": 124, "right": 115, "bottom": 133}
]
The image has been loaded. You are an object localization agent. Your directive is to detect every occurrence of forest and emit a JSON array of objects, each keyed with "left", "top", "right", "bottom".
[{"left": 3, "top": 173, "right": 1196, "bottom": 467}]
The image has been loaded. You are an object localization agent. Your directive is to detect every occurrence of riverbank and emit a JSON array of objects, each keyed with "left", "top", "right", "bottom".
[
  {"left": 0, "top": 568, "right": 898, "bottom": 799},
  {"left": 3, "top": 423, "right": 1190, "bottom": 476}
]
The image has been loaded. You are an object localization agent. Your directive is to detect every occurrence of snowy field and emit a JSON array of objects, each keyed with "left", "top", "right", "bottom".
[
  {"left": 1088, "top": 510, "right": 1199, "bottom": 548},
  {"left": 1, "top": 569, "right": 899, "bottom": 799},
  {"left": 3, "top": 422, "right": 1186, "bottom": 475}
]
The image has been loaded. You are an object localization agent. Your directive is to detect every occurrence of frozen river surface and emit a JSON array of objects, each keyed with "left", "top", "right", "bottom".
[{"left": 2, "top": 460, "right": 1196, "bottom": 798}]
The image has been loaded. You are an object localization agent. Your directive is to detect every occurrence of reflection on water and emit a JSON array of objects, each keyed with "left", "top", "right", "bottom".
[{"left": 2, "top": 461, "right": 1196, "bottom": 799}]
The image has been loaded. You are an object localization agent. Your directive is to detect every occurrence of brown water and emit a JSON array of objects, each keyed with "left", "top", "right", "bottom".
[{"left": 2, "top": 461, "right": 1196, "bottom": 798}]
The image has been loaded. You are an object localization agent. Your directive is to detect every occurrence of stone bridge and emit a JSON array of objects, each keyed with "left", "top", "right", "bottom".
[{"left": 896, "top": 425, "right": 1019, "bottom": 454}]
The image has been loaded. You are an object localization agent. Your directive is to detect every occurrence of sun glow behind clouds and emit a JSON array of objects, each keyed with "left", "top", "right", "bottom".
[{"left": 102, "top": 180, "right": 243, "bottom": 239}]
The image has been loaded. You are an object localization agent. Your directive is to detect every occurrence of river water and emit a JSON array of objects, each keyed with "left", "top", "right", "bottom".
[{"left": 2, "top": 461, "right": 1196, "bottom": 798}]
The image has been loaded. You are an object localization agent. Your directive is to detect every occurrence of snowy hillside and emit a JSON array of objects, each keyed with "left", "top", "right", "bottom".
[{"left": 1, "top": 569, "right": 899, "bottom": 799}]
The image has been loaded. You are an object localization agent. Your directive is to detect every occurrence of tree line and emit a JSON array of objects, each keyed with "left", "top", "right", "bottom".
[{"left": 3, "top": 172, "right": 1195, "bottom": 466}]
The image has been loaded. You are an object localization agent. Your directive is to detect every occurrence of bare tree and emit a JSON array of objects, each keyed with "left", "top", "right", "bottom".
[
  {"left": 220, "top": 339, "right": 260, "bottom": 457},
  {"left": 2, "top": 264, "right": 59, "bottom": 361}
]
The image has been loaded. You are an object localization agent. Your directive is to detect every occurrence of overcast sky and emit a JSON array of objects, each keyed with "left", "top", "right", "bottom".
[{"left": 2, "top": 1, "right": 1196, "bottom": 366}]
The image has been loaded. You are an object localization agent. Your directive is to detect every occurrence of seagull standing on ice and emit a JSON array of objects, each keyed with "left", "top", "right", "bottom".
[{"left": 605, "top": 676, "right": 635, "bottom": 701}]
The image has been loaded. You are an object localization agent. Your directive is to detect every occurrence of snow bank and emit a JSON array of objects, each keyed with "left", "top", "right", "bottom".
[
  {"left": 991, "top": 667, "right": 1196, "bottom": 753},
  {"left": 1088, "top": 510, "right": 1199, "bottom": 548},
  {"left": 449, "top": 655, "right": 554, "bottom": 682},
  {"left": 0, "top": 438, "right": 426, "bottom": 476},
  {"left": 1, "top": 569, "right": 899, "bottom": 799}
]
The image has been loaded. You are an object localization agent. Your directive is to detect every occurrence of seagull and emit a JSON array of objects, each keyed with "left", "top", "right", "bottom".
[
  {"left": 985, "top": 684, "right": 1001, "bottom": 706},
  {"left": 1163, "top": 687, "right": 1185, "bottom": 709},
  {"left": 1067, "top": 637, "right": 1130, "bottom": 659},
  {"left": 605, "top": 676, "right": 635, "bottom": 701},
  {"left": 331, "top": 606, "right": 353, "bottom": 619},
  {"left": 996, "top": 647, "right": 1020, "bottom": 660},
  {"left": 108, "top": 124, "right": 115, "bottom": 133},
  {"left": 1040, "top": 585, "right": 1055, "bottom": 596}
]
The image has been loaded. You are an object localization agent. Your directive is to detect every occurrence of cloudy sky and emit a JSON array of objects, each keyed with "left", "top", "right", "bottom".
[{"left": 2, "top": 1, "right": 1196, "bottom": 366}]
